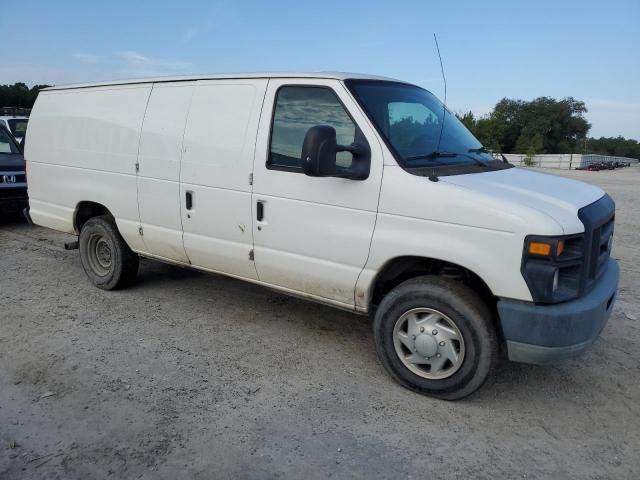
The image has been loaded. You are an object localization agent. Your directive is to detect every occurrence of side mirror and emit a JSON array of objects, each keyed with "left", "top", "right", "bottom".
[{"left": 301, "top": 125, "right": 370, "bottom": 180}]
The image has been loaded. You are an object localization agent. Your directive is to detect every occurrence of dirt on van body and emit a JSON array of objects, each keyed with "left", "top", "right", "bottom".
[{"left": 1, "top": 168, "right": 639, "bottom": 479}]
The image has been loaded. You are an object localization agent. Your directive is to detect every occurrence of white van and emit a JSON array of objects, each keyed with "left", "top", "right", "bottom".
[{"left": 25, "top": 73, "right": 619, "bottom": 399}]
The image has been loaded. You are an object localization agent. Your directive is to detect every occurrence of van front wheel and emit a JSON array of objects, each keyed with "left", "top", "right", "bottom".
[
  {"left": 79, "top": 216, "right": 139, "bottom": 290},
  {"left": 373, "top": 276, "right": 498, "bottom": 400}
]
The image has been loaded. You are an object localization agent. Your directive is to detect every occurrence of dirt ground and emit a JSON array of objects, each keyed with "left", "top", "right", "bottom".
[{"left": 1, "top": 167, "right": 639, "bottom": 480}]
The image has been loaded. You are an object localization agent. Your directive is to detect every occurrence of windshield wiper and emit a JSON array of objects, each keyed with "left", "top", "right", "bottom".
[
  {"left": 406, "top": 150, "right": 489, "bottom": 167},
  {"left": 405, "top": 151, "right": 458, "bottom": 162},
  {"left": 468, "top": 147, "right": 490, "bottom": 153},
  {"left": 465, "top": 147, "right": 493, "bottom": 167}
]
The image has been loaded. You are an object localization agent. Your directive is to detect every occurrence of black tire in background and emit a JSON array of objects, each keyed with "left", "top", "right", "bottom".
[
  {"left": 373, "top": 276, "right": 498, "bottom": 400},
  {"left": 79, "top": 216, "right": 139, "bottom": 290}
]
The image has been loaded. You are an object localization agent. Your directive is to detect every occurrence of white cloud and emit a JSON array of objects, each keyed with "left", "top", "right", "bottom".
[
  {"left": 73, "top": 53, "right": 104, "bottom": 65},
  {"left": 119, "top": 50, "right": 150, "bottom": 63},
  {"left": 117, "top": 50, "right": 193, "bottom": 77}
]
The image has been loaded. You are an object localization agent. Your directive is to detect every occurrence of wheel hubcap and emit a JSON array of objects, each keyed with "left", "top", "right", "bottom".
[
  {"left": 414, "top": 334, "right": 438, "bottom": 357},
  {"left": 393, "top": 307, "right": 466, "bottom": 380},
  {"left": 87, "top": 234, "right": 113, "bottom": 276}
]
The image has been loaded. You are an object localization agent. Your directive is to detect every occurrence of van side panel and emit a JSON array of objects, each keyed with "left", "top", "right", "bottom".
[
  {"left": 179, "top": 79, "right": 268, "bottom": 279},
  {"left": 355, "top": 165, "right": 538, "bottom": 310},
  {"left": 26, "top": 85, "right": 151, "bottom": 251},
  {"left": 137, "top": 83, "right": 194, "bottom": 262}
]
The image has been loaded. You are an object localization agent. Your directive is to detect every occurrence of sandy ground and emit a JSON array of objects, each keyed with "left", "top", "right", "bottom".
[{"left": 1, "top": 167, "right": 639, "bottom": 479}]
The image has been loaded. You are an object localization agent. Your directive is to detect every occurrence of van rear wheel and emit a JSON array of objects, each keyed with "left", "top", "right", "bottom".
[
  {"left": 79, "top": 216, "right": 139, "bottom": 290},
  {"left": 373, "top": 276, "right": 498, "bottom": 400}
]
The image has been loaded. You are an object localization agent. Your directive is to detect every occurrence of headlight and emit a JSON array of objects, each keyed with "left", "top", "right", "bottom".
[{"left": 521, "top": 234, "right": 584, "bottom": 304}]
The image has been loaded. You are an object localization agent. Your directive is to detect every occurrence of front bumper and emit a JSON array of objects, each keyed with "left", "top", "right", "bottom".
[{"left": 497, "top": 258, "right": 619, "bottom": 364}]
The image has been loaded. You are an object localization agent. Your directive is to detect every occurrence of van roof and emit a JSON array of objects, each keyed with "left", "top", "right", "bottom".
[{"left": 44, "top": 72, "right": 407, "bottom": 91}]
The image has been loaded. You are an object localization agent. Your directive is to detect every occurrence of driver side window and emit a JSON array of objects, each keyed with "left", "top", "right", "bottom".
[{"left": 269, "top": 86, "right": 356, "bottom": 171}]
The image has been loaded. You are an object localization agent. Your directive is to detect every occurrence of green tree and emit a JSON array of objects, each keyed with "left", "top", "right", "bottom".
[
  {"left": 461, "top": 96, "right": 591, "bottom": 155},
  {"left": 0, "top": 83, "right": 51, "bottom": 109},
  {"left": 586, "top": 136, "right": 640, "bottom": 159},
  {"left": 456, "top": 111, "right": 476, "bottom": 131},
  {"left": 523, "top": 132, "right": 544, "bottom": 166}
]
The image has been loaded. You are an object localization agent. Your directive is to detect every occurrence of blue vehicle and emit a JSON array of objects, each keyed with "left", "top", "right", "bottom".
[{"left": 0, "top": 124, "right": 27, "bottom": 217}]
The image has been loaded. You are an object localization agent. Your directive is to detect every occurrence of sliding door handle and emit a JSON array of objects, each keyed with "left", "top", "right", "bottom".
[
  {"left": 185, "top": 191, "right": 193, "bottom": 210},
  {"left": 256, "top": 201, "right": 264, "bottom": 221}
]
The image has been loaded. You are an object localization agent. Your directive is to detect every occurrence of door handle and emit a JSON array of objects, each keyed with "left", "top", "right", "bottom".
[
  {"left": 186, "top": 191, "right": 193, "bottom": 210},
  {"left": 256, "top": 201, "right": 264, "bottom": 222}
]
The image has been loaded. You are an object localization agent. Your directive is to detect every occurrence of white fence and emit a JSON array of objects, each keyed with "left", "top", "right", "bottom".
[{"left": 502, "top": 154, "right": 639, "bottom": 169}]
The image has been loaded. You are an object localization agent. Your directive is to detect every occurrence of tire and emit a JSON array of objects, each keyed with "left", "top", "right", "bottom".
[
  {"left": 79, "top": 216, "right": 139, "bottom": 290},
  {"left": 373, "top": 276, "right": 498, "bottom": 400}
]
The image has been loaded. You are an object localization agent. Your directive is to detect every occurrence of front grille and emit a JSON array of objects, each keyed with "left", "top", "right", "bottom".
[
  {"left": 0, "top": 173, "right": 26, "bottom": 184},
  {"left": 578, "top": 194, "right": 615, "bottom": 293}
]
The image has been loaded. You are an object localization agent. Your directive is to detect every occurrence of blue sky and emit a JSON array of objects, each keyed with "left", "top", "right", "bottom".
[{"left": 1, "top": 0, "right": 638, "bottom": 138}]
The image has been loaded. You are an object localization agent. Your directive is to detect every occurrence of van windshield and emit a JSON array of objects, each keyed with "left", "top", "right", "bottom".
[{"left": 346, "top": 80, "right": 496, "bottom": 170}]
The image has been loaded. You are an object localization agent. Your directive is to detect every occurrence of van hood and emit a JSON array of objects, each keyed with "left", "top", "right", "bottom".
[{"left": 441, "top": 167, "right": 604, "bottom": 234}]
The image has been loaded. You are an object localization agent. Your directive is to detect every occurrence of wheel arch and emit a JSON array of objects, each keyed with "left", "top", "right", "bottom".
[
  {"left": 73, "top": 201, "right": 114, "bottom": 234},
  {"left": 369, "top": 255, "right": 497, "bottom": 312}
]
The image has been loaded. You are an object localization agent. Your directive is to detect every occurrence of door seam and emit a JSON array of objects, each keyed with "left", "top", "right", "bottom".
[
  {"left": 249, "top": 79, "right": 271, "bottom": 280},
  {"left": 353, "top": 148, "right": 386, "bottom": 311},
  {"left": 134, "top": 84, "right": 154, "bottom": 252},
  {"left": 177, "top": 84, "right": 197, "bottom": 264}
]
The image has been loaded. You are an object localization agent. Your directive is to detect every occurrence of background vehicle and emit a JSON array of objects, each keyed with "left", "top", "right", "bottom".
[
  {"left": 0, "top": 124, "right": 27, "bottom": 217},
  {"left": 576, "top": 160, "right": 632, "bottom": 171},
  {"left": 25, "top": 73, "right": 619, "bottom": 400},
  {"left": 0, "top": 115, "right": 29, "bottom": 144}
]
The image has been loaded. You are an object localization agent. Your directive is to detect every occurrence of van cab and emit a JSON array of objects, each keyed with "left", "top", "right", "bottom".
[{"left": 24, "top": 73, "right": 619, "bottom": 399}]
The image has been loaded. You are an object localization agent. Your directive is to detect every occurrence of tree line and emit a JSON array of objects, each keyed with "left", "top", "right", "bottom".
[
  {"left": 1, "top": 82, "right": 638, "bottom": 159},
  {"left": 457, "top": 97, "right": 639, "bottom": 160},
  {"left": 0, "top": 83, "right": 51, "bottom": 109}
]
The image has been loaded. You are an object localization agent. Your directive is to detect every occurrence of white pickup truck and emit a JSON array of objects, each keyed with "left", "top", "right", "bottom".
[{"left": 24, "top": 72, "right": 619, "bottom": 399}]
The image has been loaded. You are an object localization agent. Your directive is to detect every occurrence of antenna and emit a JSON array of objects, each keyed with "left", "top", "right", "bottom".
[{"left": 434, "top": 33, "right": 447, "bottom": 153}]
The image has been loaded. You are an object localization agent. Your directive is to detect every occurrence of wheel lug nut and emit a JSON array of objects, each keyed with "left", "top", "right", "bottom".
[
  {"left": 432, "top": 330, "right": 438, "bottom": 335},
  {"left": 439, "top": 341, "right": 445, "bottom": 346},
  {"left": 436, "top": 353, "right": 441, "bottom": 358},
  {"left": 411, "top": 334, "right": 416, "bottom": 340},
  {"left": 419, "top": 327, "right": 425, "bottom": 333}
]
